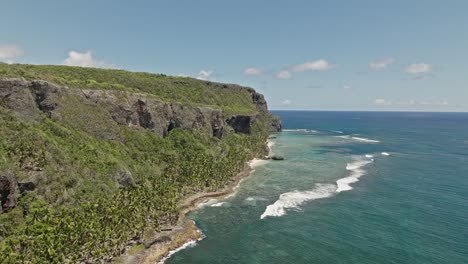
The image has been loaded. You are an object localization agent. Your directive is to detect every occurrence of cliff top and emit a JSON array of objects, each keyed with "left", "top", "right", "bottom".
[{"left": 0, "top": 64, "right": 258, "bottom": 116}]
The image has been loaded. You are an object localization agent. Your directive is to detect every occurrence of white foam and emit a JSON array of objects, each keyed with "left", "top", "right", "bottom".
[
  {"left": 381, "top": 152, "right": 390, "bottom": 156},
  {"left": 335, "top": 135, "right": 380, "bottom": 143},
  {"left": 157, "top": 232, "right": 205, "bottom": 264},
  {"left": 248, "top": 158, "right": 268, "bottom": 168},
  {"left": 246, "top": 196, "right": 267, "bottom": 201},
  {"left": 365, "top": 154, "right": 374, "bottom": 159},
  {"left": 197, "top": 198, "right": 219, "bottom": 208},
  {"left": 260, "top": 184, "right": 336, "bottom": 219},
  {"left": 210, "top": 202, "right": 226, "bottom": 207},
  {"left": 267, "top": 140, "right": 276, "bottom": 156},
  {"left": 351, "top": 136, "right": 380, "bottom": 143},
  {"left": 336, "top": 157, "right": 373, "bottom": 193},
  {"left": 283, "top": 129, "right": 317, "bottom": 133},
  {"left": 332, "top": 130, "right": 344, "bottom": 134},
  {"left": 267, "top": 140, "right": 275, "bottom": 149}
]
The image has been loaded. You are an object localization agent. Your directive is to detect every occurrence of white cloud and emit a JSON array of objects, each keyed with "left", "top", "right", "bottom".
[
  {"left": 373, "top": 98, "right": 392, "bottom": 106},
  {"left": 292, "top": 59, "right": 334, "bottom": 72},
  {"left": 177, "top": 70, "right": 214, "bottom": 80},
  {"left": 282, "top": 99, "right": 292, "bottom": 105},
  {"left": 276, "top": 70, "right": 292, "bottom": 80},
  {"left": 405, "top": 63, "right": 432, "bottom": 74},
  {"left": 275, "top": 59, "right": 334, "bottom": 80},
  {"left": 63, "top": 50, "right": 115, "bottom": 68},
  {"left": 343, "top": 85, "right": 351, "bottom": 90},
  {"left": 0, "top": 44, "right": 24, "bottom": 62},
  {"left": 244, "top": 67, "right": 263, "bottom": 76},
  {"left": 369, "top": 57, "right": 395, "bottom": 69},
  {"left": 196, "top": 70, "right": 213, "bottom": 80}
]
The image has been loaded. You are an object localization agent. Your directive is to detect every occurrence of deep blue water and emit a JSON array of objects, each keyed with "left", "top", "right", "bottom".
[{"left": 166, "top": 111, "right": 468, "bottom": 264}]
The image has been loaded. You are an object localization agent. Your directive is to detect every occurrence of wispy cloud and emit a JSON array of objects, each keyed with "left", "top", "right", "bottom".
[
  {"left": 177, "top": 70, "right": 215, "bottom": 80},
  {"left": 405, "top": 63, "right": 432, "bottom": 74},
  {"left": 276, "top": 59, "right": 334, "bottom": 80},
  {"left": 276, "top": 70, "right": 292, "bottom": 80},
  {"left": 282, "top": 99, "right": 292, "bottom": 105},
  {"left": 292, "top": 59, "right": 334, "bottom": 72},
  {"left": 244, "top": 67, "right": 263, "bottom": 76},
  {"left": 0, "top": 44, "right": 24, "bottom": 63},
  {"left": 369, "top": 57, "right": 394, "bottom": 69},
  {"left": 63, "top": 50, "right": 116, "bottom": 68}
]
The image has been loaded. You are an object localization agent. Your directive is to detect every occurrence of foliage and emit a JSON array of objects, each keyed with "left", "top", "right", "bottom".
[
  {"left": 0, "top": 64, "right": 273, "bottom": 262},
  {"left": 0, "top": 64, "right": 257, "bottom": 116}
]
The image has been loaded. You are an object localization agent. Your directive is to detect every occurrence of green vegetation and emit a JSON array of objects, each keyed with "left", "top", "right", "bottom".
[
  {"left": 0, "top": 64, "right": 257, "bottom": 116},
  {"left": 0, "top": 65, "right": 273, "bottom": 263}
]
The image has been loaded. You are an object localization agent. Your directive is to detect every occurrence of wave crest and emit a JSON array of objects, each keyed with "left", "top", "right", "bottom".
[
  {"left": 283, "top": 129, "right": 318, "bottom": 133},
  {"left": 336, "top": 157, "right": 373, "bottom": 192},
  {"left": 260, "top": 184, "right": 336, "bottom": 219},
  {"left": 335, "top": 135, "right": 380, "bottom": 143}
]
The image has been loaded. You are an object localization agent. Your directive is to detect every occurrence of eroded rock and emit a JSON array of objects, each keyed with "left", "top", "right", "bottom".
[{"left": 0, "top": 172, "right": 16, "bottom": 213}]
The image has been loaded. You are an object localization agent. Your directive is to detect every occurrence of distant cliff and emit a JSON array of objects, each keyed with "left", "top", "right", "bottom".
[{"left": 0, "top": 64, "right": 280, "bottom": 263}]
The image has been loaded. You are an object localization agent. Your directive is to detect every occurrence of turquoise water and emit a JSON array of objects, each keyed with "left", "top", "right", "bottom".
[{"left": 166, "top": 111, "right": 468, "bottom": 264}]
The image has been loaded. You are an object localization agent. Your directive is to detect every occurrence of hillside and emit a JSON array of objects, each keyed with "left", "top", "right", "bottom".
[{"left": 0, "top": 64, "right": 281, "bottom": 263}]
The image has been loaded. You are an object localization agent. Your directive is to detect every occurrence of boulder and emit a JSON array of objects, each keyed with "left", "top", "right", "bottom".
[
  {"left": 116, "top": 170, "right": 137, "bottom": 188},
  {"left": 270, "top": 115, "right": 282, "bottom": 132},
  {"left": 0, "top": 172, "right": 16, "bottom": 213},
  {"left": 18, "top": 181, "right": 36, "bottom": 193},
  {"left": 271, "top": 155, "right": 284, "bottom": 160}
]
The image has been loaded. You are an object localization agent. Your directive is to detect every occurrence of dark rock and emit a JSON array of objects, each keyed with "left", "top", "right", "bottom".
[
  {"left": 0, "top": 172, "right": 16, "bottom": 213},
  {"left": 17, "top": 181, "right": 36, "bottom": 193},
  {"left": 270, "top": 115, "right": 282, "bottom": 132},
  {"left": 128, "top": 99, "right": 155, "bottom": 130},
  {"left": 29, "top": 80, "right": 64, "bottom": 118},
  {"left": 0, "top": 78, "right": 41, "bottom": 120},
  {"left": 210, "top": 110, "right": 226, "bottom": 138},
  {"left": 271, "top": 155, "right": 284, "bottom": 160},
  {"left": 251, "top": 91, "right": 268, "bottom": 114},
  {"left": 226, "top": 115, "right": 255, "bottom": 134},
  {"left": 82, "top": 89, "right": 228, "bottom": 138}
]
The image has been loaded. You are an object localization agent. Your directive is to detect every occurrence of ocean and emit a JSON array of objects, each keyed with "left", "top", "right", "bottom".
[{"left": 165, "top": 111, "right": 468, "bottom": 264}]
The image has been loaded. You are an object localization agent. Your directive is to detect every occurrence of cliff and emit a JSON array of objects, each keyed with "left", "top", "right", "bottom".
[{"left": 0, "top": 64, "right": 280, "bottom": 263}]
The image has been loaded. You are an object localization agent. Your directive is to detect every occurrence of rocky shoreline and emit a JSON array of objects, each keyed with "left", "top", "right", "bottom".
[{"left": 115, "top": 140, "right": 274, "bottom": 264}]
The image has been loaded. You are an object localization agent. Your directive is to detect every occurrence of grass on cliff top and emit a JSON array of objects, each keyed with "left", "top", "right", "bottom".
[{"left": 0, "top": 64, "right": 257, "bottom": 116}]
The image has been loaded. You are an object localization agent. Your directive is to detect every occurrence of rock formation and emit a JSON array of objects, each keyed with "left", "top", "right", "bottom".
[{"left": 0, "top": 78, "right": 282, "bottom": 139}]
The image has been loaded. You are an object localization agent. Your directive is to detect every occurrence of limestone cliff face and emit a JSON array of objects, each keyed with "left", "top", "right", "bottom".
[{"left": 0, "top": 78, "right": 281, "bottom": 139}]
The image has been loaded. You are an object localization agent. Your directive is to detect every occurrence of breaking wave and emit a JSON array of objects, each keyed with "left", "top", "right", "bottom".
[
  {"left": 261, "top": 155, "right": 375, "bottom": 219},
  {"left": 283, "top": 129, "right": 318, "bottom": 133},
  {"left": 260, "top": 184, "right": 336, "bottom": 219},
  {"left": 336, "top": 156, "right": 373, "bottom": 192},
  {"left": 335, "top": 135, "right": 380, "bottom": 143}
]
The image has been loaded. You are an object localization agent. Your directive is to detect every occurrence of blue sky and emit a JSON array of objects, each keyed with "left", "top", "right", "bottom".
[{"left": 1, "top": 0, "right": 467, "bottom": 111}]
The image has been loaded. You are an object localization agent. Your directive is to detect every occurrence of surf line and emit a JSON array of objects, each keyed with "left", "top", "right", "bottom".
[{"left": 260, "top": 155, "right": 375, "bottom": 219}]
